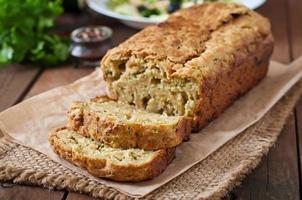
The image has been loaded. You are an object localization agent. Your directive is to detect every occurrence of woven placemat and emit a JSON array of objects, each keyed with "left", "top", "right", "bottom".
[{"left": 1, "top": 79, "right": 302, "bottom": 200}]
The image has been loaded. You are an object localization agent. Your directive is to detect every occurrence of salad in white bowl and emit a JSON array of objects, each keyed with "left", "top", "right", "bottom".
[
  {"left": 107, "top": 0, "right": 236, "bottom": 18},
  {"left": 87, "top": 0, "right": 266, "bottom": 29}
]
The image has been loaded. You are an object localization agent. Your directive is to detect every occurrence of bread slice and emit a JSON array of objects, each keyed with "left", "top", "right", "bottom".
[
  {"left": 49, "top": 127, "right": 175, "bottom": 182},
  {"left": 67, "top": 96, "right": 192, "bottom": 150}
]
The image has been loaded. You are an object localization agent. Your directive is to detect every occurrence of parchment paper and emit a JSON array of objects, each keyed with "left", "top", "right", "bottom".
[{"left": 0, "top": 57, "right": 302, "bottom": 197}]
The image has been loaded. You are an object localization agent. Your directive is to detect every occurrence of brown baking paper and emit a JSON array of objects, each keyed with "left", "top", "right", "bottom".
[{"left": 0, "top": 58, "right": 302, "bottom": 197}]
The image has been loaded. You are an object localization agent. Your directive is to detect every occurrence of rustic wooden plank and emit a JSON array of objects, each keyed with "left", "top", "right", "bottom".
[
  {"left": 287, "top": 0, "right": 302, "bottom": 196},
  {"left": 229, "top": 114, "right": 300, "bottom": 200},
  {"left": 0, "top": 64, "right": 41, "bottom": 111},
  {"left": 295, "top": 97, "right": 302, "bottom": 194},
  {"left": 288, "top": 0, "right": 302, "bottom": 60},
  {"left": 0, "top": 184, "right": 64, "bottom": 200},
  {"left": 25, "top": 65, "right": 93, "bottom": 98},
  {"left": 66, "top": 192, "right": 96, "bottom": 200},
  {"left": 223, "top": 161, "right": 267, "bottom": 200},
  {"left": 256, "top": 0, "right": 291, "bottom": 63},
  {"left": 263, "top": 114, "right": 299, "bottom": 200},
  {"left": 288, "top": 0, "right": 302, "bottom": 197}
]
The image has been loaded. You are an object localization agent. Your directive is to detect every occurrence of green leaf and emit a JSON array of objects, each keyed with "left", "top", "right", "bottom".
[
  {"left": 0, "top": 43, "right": 14, "bottom": 63},
  {"left": 0, "top": 0, "right": 69, "bottom": 66}
]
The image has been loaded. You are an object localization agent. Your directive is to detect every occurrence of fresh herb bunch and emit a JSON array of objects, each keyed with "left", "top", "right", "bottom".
[{"left": 0, "top": 0, "right": 69, "bottom": 66}]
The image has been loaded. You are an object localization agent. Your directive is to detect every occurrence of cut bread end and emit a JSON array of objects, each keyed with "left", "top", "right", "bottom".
[
  {"left": 67, "top": 96, "right": 192, "bottom": 150},
  {"left": 49, "top": 127, "right": 175, "bottom": 182}
]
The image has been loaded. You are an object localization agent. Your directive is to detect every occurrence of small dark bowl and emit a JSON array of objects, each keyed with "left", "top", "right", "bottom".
[{"left": 70, "top": 26, "right": 113, "bottom": 66}]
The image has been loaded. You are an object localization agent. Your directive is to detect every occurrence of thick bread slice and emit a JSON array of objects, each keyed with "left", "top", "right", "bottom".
[
  {"left": 67, "top": 96, "right": 192, "bottom": 150},
  {"left": 49, "top": 127, "right": 175, "bottom": 182}
]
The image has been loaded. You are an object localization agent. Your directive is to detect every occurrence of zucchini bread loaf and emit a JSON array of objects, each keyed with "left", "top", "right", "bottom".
[
  {"left": 101, "top": 3, "right": 274, "bottom": 131},
  {"left": 49, "top": 127, "right": 175, "bottom": 181},
  {"left": 67, "top": 96, "right": 192, "bottom": 150}
]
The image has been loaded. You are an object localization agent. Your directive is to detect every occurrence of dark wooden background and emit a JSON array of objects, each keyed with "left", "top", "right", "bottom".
[{"left": 0, "top": 0, "right": 302, "bottom": 199}]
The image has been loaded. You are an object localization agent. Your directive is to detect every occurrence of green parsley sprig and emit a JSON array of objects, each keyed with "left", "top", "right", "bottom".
[{"left": 0, "top": 0, "right": 69, "bottom": 66}]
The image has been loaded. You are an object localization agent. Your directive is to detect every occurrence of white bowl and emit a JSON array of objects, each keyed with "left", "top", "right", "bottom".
[{"left": 87, "top": 0, "right": 266, "bottom": 29}]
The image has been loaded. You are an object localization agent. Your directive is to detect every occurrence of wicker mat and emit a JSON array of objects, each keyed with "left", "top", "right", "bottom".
[{"left": 1, "top": 80, "right": 302, "bottom": 200}]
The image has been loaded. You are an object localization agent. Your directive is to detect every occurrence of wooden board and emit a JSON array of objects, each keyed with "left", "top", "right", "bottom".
[
  {"left": 25, "top": 65, "right": 93, "bottom": 98},
  {"left": 295, "top": 97, "right": 302, "bottom": 193},
  {"left": 66, "top": 193, "right": 95, "bottom": 200},
  {"left": 0, "top": 184, "right": 65, "bottom": 200},
  {"left": 256, "top": 0, "right": 291, "bottom": 63},
  {"left": 288, "top": 0, "right": 302, "bottom": 60},
  {"left": 0, "top": 65, "right": 41, "bottom": 111},
  {"left": 230, "top": 114, "right": 300, "bottom": 200},
  {"left": 287, "top": 0, "right": 302, "bottom": 193}
]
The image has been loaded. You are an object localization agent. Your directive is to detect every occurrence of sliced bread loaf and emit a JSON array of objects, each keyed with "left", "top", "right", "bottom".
[
  {"left": 49, "top": 127, "right": 175, "bottom": 182},
  {"left": 67, "top": 96, "right": 192, "bottom": 150},
  {"left": 101, "top": 3, "right": 274, "bottom": 131}
]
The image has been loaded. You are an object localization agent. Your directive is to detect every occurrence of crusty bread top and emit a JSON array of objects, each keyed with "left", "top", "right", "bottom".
[{"left": 101, "top": 3, "right": 273, "bottom": 80}]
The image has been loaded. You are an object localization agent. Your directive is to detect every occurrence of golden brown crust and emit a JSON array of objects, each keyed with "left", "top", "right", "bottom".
[
  {"left": 67, "top": 97, "right": 192, "bottom": 150},
  {"left": 101, "top": 3, "right": 272, "bottom": 79},
  {"left": 102, "top": 3, "right": 249, "bottom": 67},
  {"left": 48, "top": 127, "right": 176, "bottom": 182}
]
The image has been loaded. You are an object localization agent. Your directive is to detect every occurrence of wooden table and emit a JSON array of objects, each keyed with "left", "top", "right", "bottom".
[{"left": 0, "top": 0, "right": 302, "bottom": 199}]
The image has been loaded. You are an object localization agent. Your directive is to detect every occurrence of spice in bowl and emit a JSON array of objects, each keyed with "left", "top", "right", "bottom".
[
  {"left": 70, "top": 26, "right": 113, "bottom": 66},
  {"left": 75, "top": 27, "right": 106, "bottom": 42}
]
